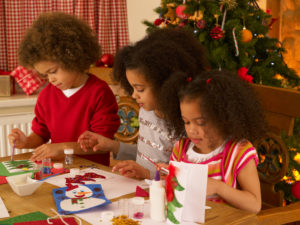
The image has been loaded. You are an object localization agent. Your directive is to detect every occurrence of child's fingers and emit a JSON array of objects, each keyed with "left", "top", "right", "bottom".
[{"left": 112, "top": 160, "right": 132, "bottom": 172}]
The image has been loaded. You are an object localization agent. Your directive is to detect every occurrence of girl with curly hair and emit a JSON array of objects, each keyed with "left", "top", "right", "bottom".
[
  {"left": 160, "top": 70, "right": 265, "bottom": 213},
  {"left": 78, "top": 28, "right": 208, "bottom": 179},
  {"left": 8, "top": 12, "right": 120, "bottom": 166}
]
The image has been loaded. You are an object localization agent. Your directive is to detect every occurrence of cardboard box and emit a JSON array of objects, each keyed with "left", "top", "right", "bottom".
[{"left": 0, "top": 75, "right": 14, "bottom": 96}]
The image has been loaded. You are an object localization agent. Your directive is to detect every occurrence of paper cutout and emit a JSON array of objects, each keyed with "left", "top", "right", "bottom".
[
  {"left": 65, "top": 172, "right": 105, "bottom": 185},
  {"left": 53, "top": 183, "right": 111, "bottom": 214},
  {"left": 0, "top": 176, "right": 7, "bottom": 184},
  {"left": 0, "top": 211, "right": 48, "bottom": 225},
  {"left": 166, "top": 161, "right": 208, "bottom": 224},
  {"left": 0, "top": 160, "right": 36, "bottom": 177},
  {"left": 0, "top": 197, "right": 9, "bottom": 219},
  {"left": 136, "top": 185, "right": 149, "bottom": 197},
  {"left": 13, "top": 217, "right": 78, "bottom": 225}
]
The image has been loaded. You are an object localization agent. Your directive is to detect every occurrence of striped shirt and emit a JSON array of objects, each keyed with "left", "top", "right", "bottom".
[{"left": 170, "top": 138, "right": 258, "bottom": 202}]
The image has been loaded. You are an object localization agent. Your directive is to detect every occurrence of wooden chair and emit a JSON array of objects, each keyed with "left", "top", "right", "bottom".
[{"left": 251, "top": 84, "right": 300, "bottom": 225}]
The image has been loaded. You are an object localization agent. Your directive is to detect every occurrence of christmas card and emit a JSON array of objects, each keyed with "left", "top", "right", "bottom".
[{"left": 166, "top": 161, "right": 208, "bottom": 224}]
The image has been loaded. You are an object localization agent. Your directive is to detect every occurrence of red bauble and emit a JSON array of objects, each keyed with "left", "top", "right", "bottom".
[
  {"left": 291, "top": 181, "right": 300, "bottom": 199},
  {"left": 210, "top": 26, "right": 225, "bottom": 40},
  {"left": 154, "top": 18, "right": 163, "bottom": 26},
  {"left": 176, "top": 5, "right": 190, "bottom": 20},
  {"left": 196, "top": 19, "right": 206, "bottom": 29},
  {"left": 96, "top": 54, "right": 114, "bottom": 67}
]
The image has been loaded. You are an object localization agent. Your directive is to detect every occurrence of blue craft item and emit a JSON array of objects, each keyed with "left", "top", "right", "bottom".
[{"left": 52, "top": 183, "right": 111, "bottom": 214}]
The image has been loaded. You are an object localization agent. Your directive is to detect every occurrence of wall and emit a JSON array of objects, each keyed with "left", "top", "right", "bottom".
[
  {"left": 127, "top": 0, "right": 266, "bottom": 44},
  {"left": 127, "top": 0, "right": 160, "bottom": 43}
]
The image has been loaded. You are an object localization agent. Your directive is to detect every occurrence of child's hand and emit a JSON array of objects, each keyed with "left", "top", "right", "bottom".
[
  {"left": 112, "top": 160, "right": 150, "bottom": 179},
  {"left": 8, "top": 128, "right": 27, "bottom": 149},
  {"left": 78, "top": 130, "right": 117, "bottom": 153},
  {"left": 206, "top": 177, "right": 221, "bottom": 196},
  {"left": 30, "top": 143, "right": 63, "bottom": 161},
  {"left": 78, "top": 131, "right": 99, "bottom": 152}
]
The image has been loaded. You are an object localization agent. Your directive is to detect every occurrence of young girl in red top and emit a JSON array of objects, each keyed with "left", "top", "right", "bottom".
[
  {"left": 8, "top": 12, "right": 120, "bottom": 166},
  {"left": 159, "top": 70, "right": 266, "bottom": 213}
]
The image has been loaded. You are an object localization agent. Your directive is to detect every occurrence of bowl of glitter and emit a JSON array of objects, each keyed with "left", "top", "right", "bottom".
[{"left": 6, "top": 173, "right": 43, "bottom": 196}]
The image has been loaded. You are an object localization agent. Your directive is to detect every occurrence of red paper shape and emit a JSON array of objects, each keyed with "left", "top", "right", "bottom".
[
  {"left": 135, "top": 185, "right": 149, "bottom": 197},
  {"left": 14, "top": 217, "right": 78, "bottom": 225},
  {"left": 0, "top": 176, "right": 7, "bottom": 184},
  {"left": 11, "top": 66, "right": 46, "bottom": 95}
]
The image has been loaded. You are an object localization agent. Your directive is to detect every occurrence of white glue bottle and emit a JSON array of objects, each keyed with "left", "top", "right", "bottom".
[{"left": 150, "top": 170, "right": 166, "bottom": 221}]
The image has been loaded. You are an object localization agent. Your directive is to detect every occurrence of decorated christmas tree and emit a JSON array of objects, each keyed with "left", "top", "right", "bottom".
[
  {"left": 144, "top": 0, "right": 300, "bottom": 204},
  {"left": 143, "top": 0, "right": 300, "bottom": 89}
]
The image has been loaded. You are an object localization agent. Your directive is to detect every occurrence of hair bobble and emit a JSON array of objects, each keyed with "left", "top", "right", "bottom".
[
  {"left": 186, "top": 77, "right": 192, "bottom": 83},
  {"left": 206, "top": 78, "right": 212, "bottom": 84}
]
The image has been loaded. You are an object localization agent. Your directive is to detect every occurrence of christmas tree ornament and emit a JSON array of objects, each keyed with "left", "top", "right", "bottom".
[
  {"left": 189, "top": 10, "right": 203, "bottom": 21},
  {"left": 232, "top": 27, "right": 239, "bottom": 56},
  {"left": 291, "top": 182, "right": 300, "bottom": 199},
  {"left": 193, "top": 28, "right": 200, "bottom": 36},
  {"left": 270, "top": 62, "right": 275, "bottom": 67},
  {"left": 210, "top": 26, "right": 225, "bottom": 39},
  {"left": 176, "top": 5, "right": 190, "bottom": 20},
  {"left": 196, "top": 19, "right": 206, "bottom": 29},
  {"left": 154, "top": 18, "right": 163, "bottom": 26},
  {"left": 241, "top": 27, "right": 253, "bottom": 43},
  {"left": 276, "top": 42, "right": 282, "bottom": 48},
  {"left": 237, "top": 67, "right": 253, "bottom": 83},
  {"left": 96, "top": 54, "right": 114, "bottom": 67},
  {"left": 164, "top": 4, "right": 176, "bottom": 23},
  {"left": 257, "top": 34, "right": 264, "bottom": 38},
  {"left": 220, "top": 0, "right": 237, "bottom": 10},
  {"left": 255, "top": 58, "right": 259, "bottom": 62},
  {"left": 178, "top": 20, "right": 188, "bottom": 27}
]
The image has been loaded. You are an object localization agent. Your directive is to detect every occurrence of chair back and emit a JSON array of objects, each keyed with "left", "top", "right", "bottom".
[{"left": 252, "top": 84, "right": 300, "bottom": 209}]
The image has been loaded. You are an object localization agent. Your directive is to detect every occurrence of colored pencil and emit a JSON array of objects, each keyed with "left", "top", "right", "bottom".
[
  {"left": 11, "top": 140, "right": 16, "bottom": 161},
  {"left": 140, "top": 153, "right": 169, "bottom": 175}
]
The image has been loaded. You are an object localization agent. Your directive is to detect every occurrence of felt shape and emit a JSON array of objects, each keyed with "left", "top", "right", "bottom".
[
  {"left": 53, "top": 184, "right": 111, "bottom": 214},
  {"left": 0, "top": 211, "right": 48, "bottom": 225},
  {"left": 13, "top": 217, "right": 78, "bottom": 225},
  {"left": 0, "top": 160, "right": 36, "bottom": 177},
  {"left": 135, "top": 185, "right": 149, "bottom": 197},
  {"left": 65, "top": 172, "right": 105, "bottom": 185},
  {"left": 0, "top": 176, "right": 7, "bottom": 184}
]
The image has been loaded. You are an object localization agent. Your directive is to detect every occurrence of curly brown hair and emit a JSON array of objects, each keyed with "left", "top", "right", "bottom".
[
  {"left": 18, "top": 12, "right": 100, "bottom": 73},
  {"left": 159, "top": 70, "right": 266, "bottom": 142},
  {"left": 112, "top": 28, "right": 209, "bottom": 102}
]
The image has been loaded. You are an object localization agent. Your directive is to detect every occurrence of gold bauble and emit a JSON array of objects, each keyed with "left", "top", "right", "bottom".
[
  {"left": 241, "top": 28, "right": 253, "bottom": 43},
  {"left": 276, "top": 42, "right": 282, "bottom": 48}
]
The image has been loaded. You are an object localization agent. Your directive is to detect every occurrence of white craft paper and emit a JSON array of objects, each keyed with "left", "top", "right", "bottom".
[
  {"left": 45, "top": 168, "right": 148, "bottom": 200},
  {"left": 167, "top": 161, "right": 208, "bottom": 224},
  {"left": 0, "top": 196, "right": 9, "bottom": 218}
]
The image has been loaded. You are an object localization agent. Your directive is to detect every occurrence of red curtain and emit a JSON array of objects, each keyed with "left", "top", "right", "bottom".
[{"left": 0, "top": 0, "right": 129, "bottom": 71}]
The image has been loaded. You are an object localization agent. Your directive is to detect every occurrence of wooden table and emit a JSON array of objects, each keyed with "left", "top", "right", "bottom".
[{"left": 0, "top": 153, "right": 259, "bottom": 225}]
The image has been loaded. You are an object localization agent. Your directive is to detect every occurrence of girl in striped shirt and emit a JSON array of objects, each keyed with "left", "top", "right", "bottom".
[{"left": 159, "top": 70, "right": 266, "bottom": 213}]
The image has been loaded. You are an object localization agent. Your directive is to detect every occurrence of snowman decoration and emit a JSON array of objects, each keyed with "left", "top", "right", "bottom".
[{"left": 60, "top": 183, "right": 106, "bottom": 212}]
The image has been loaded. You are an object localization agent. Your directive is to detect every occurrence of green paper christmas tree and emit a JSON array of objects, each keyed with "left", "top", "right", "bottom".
[{"left": 167, "top": 177, "right": 185, "bottom": 224}]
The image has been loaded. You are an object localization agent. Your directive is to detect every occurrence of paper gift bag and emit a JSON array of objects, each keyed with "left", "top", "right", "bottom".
[
  {"left": 167, "top": 161, "right": 208, "bottom": 224},
  {"left": 11, "top": 66, "right": 46, "bottom": 95}
]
